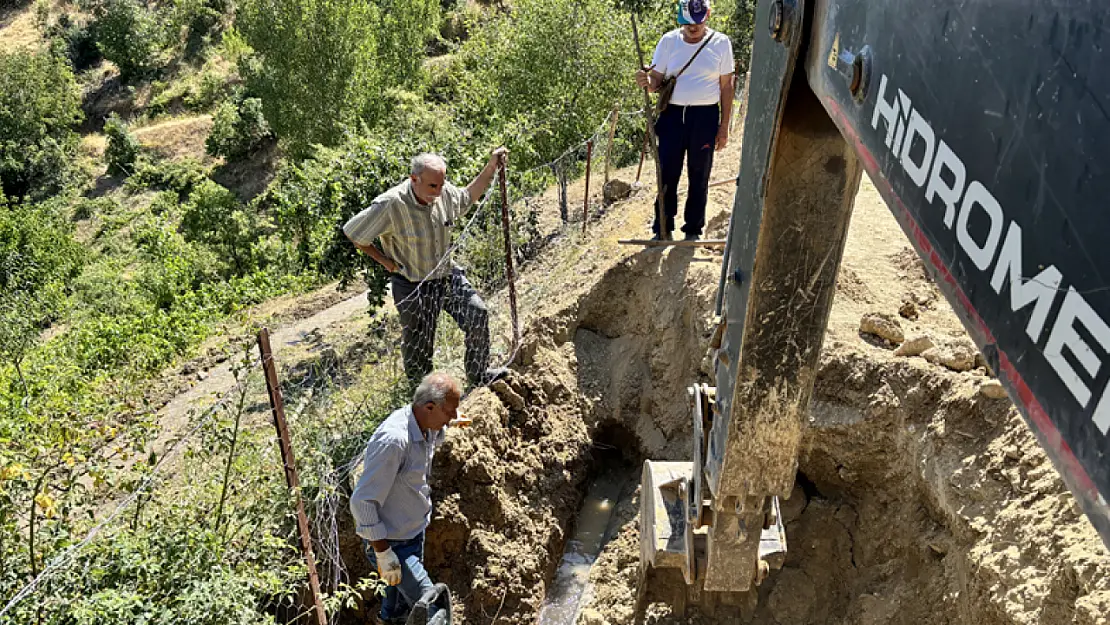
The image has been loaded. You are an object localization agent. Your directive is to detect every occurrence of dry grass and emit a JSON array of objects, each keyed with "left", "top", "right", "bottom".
[
  {"left": 132, "top": 114, "right": 216, "bottom": 162},
  {"left": 0, "top": 1, "right": 45, "bottom": 53},
  {"left": 80, "top": 133, "right": 107, "bottom": 161}
]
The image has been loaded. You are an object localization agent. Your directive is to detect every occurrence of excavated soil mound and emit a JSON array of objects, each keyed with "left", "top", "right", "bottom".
[{"left": 424, "top": 250, "right": 720, "bottom": 623}]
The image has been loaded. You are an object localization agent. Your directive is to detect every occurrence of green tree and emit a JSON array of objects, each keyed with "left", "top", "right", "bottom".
[
  {"left": 104, "top": 113, "right": 140, "bottom": 177},
  {"left": 371, "top": 0, "right": 440, "bottom": 88},
  {"left": 0, "top": 51, "right": 82, "bottom": 199},
  {"left": 455, "top": 0, "right": 642, "bottom": 168},
  {"left": 89, "top": 0, "right": 163, "bottom": 82},
  {"left": 236, "top": 0, "right": 441, "bottom": 154},
  {"left": 726, "top": 0, "right": 755, "bottom": 73},
  {"left": 180, "top": 180, "right": 262, "bottom": 276},
  {"left": 235, "top": 0, "right": 380, "bottom": 153}
]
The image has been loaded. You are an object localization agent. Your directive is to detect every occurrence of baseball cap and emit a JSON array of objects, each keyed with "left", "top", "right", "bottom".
[{"left": 677, "top": 0, "right": 710, "bottom": 25}]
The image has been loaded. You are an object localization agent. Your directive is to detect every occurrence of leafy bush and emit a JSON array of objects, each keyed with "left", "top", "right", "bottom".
[
  {"left": 90, "top": 0, "right": 162, "bottom": 82},
  {"left": 44, "top": 12, "right": 103, "bottom": 70},
  {"left": 128, "top": 157, "right": 208, "bottom": 199},
  {"left": 205, "top": 97, "right": 272, "bottom": 160},
  {"left": 104, "top": 113, "right": 141, "bottom": 177},
  {"left": 132, "top": 214, "right": 218, "bottom": 309},
  {"left": 147, "top": 62, "right": 235, "bottom": 115},
  {"left": 0, "top": 198, "right": 85, "bottom": 301},
  {"left": 167, "top": 0, "right": 226, "bottom": 58},
  {"left": 181, "top": 180, "right": 262, "bottom": 276},
  {"left": 185, "top": 66, "right": 235, "bottom": 110},
  {"left": 263, "top": 134, "right": 424, "bottom": 308},
  {"left": 0, "top": 50, "right": 82, "bottom": 199},
  {"left": 71, "top": 196, "right": 117, "bottom": 220},
  {"left": 456, "top": 194, "right": 540, "bottom": 292},
  {"left": 0, "top": 197, "right": 85, "bottom": 386}
]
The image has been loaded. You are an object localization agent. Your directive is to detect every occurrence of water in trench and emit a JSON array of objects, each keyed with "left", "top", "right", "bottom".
[{"left": 536, "top": 470, "right": 628, "bottom": 625}]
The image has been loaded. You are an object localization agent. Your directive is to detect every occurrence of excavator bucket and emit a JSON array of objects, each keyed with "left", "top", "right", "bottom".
[{"left": 638, "top": 384, "right": 787, "bottom": 597}]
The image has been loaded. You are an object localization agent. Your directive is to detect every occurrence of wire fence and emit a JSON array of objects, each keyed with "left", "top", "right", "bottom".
[{"left": 0, "top": 104, "right": 660, "bottom": 622}]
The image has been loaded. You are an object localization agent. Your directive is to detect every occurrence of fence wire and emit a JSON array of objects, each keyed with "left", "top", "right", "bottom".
[{"left": 0, "top": 104, "right": 659, "bottom": 619}]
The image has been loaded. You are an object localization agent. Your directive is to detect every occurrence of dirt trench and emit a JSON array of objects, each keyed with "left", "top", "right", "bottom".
[
  {"left": 418, "top": 248, "right": 721, "bottom": 624},
  {"left": 335, "top": 242, "right": 1109, "bottom": 625}
]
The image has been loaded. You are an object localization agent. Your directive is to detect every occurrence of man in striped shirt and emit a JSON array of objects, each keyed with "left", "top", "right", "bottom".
[
  {"left": 344, "top": 148, "right": 508, "bottom": 388},
  {"left": 351, "top": 373, "right": 460, "bottom": 624}
]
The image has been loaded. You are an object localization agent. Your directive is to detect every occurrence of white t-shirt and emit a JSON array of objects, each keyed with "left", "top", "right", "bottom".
[{"left": 651, "top": 28, "right": 735, "bottom": 107}]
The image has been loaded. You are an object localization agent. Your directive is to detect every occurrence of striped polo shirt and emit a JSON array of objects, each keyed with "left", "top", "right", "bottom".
[{"left": 343, "top": 179, "right": 473, "bottom": 282}]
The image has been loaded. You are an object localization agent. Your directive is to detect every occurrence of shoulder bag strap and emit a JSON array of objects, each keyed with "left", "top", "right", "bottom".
[{"left": 672, "top": 31, "right": 715, "bottom": 79}]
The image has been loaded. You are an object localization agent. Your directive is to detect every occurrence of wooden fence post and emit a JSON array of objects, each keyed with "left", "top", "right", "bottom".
[
  {"left": 631, "top": 16, "right": 666, "bottom": 235},
  {"left": 636, "top": 127, "right": 648, "bottom": 183},
  {"left": 583, "top": 139, "right": 593, "bottom": 235},
  {"left": 604, "top": 103, "right": 619, "bottom": 185}
]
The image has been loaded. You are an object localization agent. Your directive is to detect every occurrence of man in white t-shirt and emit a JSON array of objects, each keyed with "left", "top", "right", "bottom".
[{"left": 636, "top": 0, "right": 735, "bottom": 241}]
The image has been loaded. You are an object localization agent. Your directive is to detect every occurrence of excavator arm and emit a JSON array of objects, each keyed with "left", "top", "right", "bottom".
[{"left": 641, "top": 0, "right": 1110, "bottom": 598}]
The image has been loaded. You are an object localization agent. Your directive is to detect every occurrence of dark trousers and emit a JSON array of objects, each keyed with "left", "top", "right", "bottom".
[
  {"left": 653, "top": 103, "right": 720, "bottom": 236},
  {"left": 391, "top": 267, "right": 490, "bottom": 387}
]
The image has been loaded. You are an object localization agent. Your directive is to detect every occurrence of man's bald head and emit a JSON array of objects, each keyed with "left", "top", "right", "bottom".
[
  {"left": 412, "top": 372, "right": 461, "bottom": 432},
  {"left": 409, "top": 153, "right": 448, "bottom": 205}
]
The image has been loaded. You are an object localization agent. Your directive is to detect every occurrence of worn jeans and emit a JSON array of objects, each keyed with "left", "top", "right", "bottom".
[
  {"left": 363, "top": 533, "right": 438, "bottom": 622},
  {"left": 653, "top": 103, "right": 720, "bottom": 237},
  {"left": 391, "top": 267, "right": 490, "bottom": 387}
]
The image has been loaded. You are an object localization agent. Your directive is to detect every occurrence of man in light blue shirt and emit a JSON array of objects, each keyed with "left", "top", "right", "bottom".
[{"left": 351, "top": 373, "right": 460, "bottom": 624}]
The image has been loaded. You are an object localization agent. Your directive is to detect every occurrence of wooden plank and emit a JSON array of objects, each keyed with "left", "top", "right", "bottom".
[{"left": 617, "top": 239, "right": 727, "bottom": 248}]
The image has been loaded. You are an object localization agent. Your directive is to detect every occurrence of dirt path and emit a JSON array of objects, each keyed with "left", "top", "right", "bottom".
[{"left": 147, "top": 289, "right": 370, "bottom": 457}]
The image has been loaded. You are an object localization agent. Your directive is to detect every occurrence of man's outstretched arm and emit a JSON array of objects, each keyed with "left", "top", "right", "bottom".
[{"left": 465, "top": 146, "right": 509, "bottom": 204}]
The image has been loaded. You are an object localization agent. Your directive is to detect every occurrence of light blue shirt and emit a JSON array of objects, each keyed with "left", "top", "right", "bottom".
[{"left": 350, "top": 405, "right": 444, "bottom": 542}]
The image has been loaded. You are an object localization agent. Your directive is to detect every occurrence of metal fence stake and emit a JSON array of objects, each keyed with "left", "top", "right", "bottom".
[
  {"left": 497, "top": 164, "right": 521, "bottom": 351},
  {"left": 258, "top": 329, "right": 327, "bottom": 625}
]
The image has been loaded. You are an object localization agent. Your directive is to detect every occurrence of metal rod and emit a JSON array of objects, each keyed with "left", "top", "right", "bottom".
[
  {"left": 632, "top": 15, "right": 666, "bottom": 235},
  {"left": 258, "top": 328, "right": 327, "bottom": 625},
  {"left": 583, "top": 139, "right": 593, "bottom": 235},
  {"left": 605, "top": 103, "right": 619, "bottom": 185},
  {"left": 497, "top": 164, "right": 521, "bottom": 350}
]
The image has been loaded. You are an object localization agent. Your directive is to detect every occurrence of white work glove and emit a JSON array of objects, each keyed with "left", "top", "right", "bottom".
[{"left": 375, "top": 547, "right": 403, "bottom": 586}]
